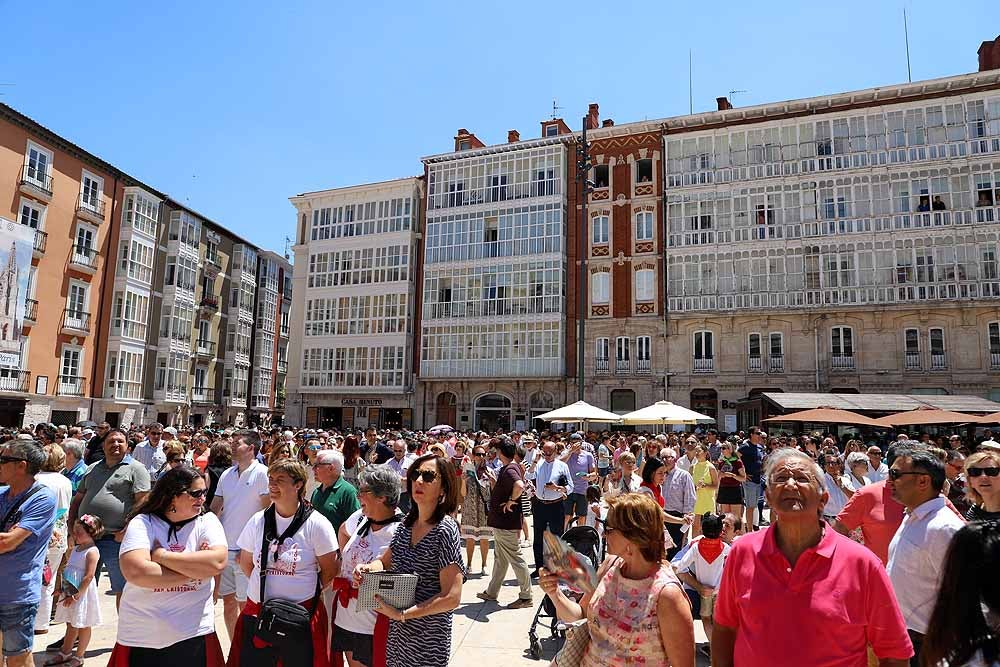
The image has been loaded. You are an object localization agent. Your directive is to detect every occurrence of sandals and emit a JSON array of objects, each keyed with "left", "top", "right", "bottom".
[{"left": 44, "top": 652, "right": 72, "bottom": 666}]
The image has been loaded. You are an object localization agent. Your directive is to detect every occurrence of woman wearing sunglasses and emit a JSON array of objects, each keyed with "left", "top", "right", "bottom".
[
  {"left": 109, "top": 466, "right": 229, "bottom": 667},
  {"left": 354, "top": 454, "right": 464, "bottom": 667},
  {"left": 964, "top": 450, "right": 1000, "bottom": 522}
]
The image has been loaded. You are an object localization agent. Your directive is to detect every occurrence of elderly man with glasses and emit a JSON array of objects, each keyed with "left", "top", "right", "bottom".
[
  {"left": 528, "top": 441, "right": 572, "bottom": 579},
  {"left": 311, "top": 449, "right": 361, "bottom": 535},
  {"left": 712, "top": 448, "right": 913, "bottom": 667}
]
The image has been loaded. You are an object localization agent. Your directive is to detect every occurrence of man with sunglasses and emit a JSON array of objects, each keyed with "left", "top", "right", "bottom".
[
  {"left": 0, "top": 440, "right": 56, "bottom": 667},
  {"left": 886, "top": 446, "right": 965, "bottom": 666},
  {"left": 131, "top": 422, "right": 167, "bottom": 478},
  {"left": 528, "top": 441, "right": 572, "bottom": 578}
]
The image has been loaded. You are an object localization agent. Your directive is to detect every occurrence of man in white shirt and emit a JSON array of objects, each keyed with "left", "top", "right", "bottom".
[
  {"left": 209, "top": 429, "right": 271, "bottom": 641},
  {"left": 385, "top": 439, "right": 414, "bottom": 513},
  {"left": 529, "top": 441, "right": 572, "bottom": 578},
  {"left": 130, "top": 422, "right": 166, "bottom": 478},
  {"left": 676, "top": 438, "right": 699, "bottom": 474},
  {"left": 886, "top": 445, "right": 965, "bottom": 667},
  {"left": 867, "top": 446, "right": 890, "bottom": 483}
]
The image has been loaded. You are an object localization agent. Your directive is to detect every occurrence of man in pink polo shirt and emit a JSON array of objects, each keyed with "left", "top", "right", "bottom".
[{"left": 712, "top": 449, "right": 912, "bottom": 667}]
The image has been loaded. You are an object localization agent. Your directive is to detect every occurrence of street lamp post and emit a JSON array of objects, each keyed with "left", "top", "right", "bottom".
[{"left": 576, "top": 118, "right": 593, "bottom": 402}]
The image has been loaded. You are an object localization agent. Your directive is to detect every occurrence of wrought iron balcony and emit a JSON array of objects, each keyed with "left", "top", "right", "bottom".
[
  {"left": 615, "top": 358, "right": 631, "bottom": 375},
  {"left": 276, "top": 359, "right": 288, "bottom": 374},
  {"left": 768, "top": 355, "right": 784, "bottom": 373},
  {"left": 76, "top": 193, "right": 106, "bottom": 223},
  {"left": 748, "top": 355, "right": 763, "bottom": 373},
  {"left": 930, "top": 353, "right": 947, "bottom": 371},
  {"left": 200, "top": 295, "right": 220, "bottom": 312},
  {"left": 195, "top": 339, "right": 216, "bottom": 358},
  {"left": 636, "top": 358, "right": 651, "bottom": 375},
  {"left": 831, "top": 355, "right": 856, "bottom": 371},
  {"left": 0, "top": 369, "right": 30, "bottom": 393},
  {"left": 19, "top": 163, "right": 52, "bottom": 200},
  {"left": 23, "top": 299, "right": 37, "bottom": 324},
  {"left": 61, "top": 309, "right": 91, "bottom": 334},
  {"left": 904, "top": 352, "right": 921, "bottom": 371},
  {"left": 57, "top": 375, "right": 86, "bottom": 396},
  {"left": 693, "top": 357, "right": 714, "bottom": 373},
  {"left": 992, "top": 351, "right": 1000, "bottom": 370},
  {"left": 595, "top": 358, "right": 610, "bottom": 375},
  {"left": 68, "top": 245, "right": 98, "bottom": 273}
]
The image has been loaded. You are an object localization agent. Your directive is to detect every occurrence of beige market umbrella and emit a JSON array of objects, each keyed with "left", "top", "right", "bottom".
[
  {"left": 535, "top": 400, "right": 623, "bottom": 424},
  {"left": 619, "top": 401, "right": 715, "bottom": 425},
  {"left": 763, "top": 408, "right": 885, "bottom": 428},
  {"left": 874, "top": 408, "right": 988, "bottom": 427}
]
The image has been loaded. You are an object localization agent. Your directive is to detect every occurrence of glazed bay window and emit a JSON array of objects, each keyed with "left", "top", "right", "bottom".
[
  {"left": 119, "top": 238, "right": 154, "bottom": 284},
  {"left": 106, "top": 349, "right": 143, "bottom": 401},
  {"left": 111, "top": 290, "right": 149, "bottom": 341},
  {"left": 693, "top": 330, "right": 714, "bottom": 372},
  {"left": 831, "top": 326, "right": 855, "bottom": 370},
  {"left": 595, "top": 337, "right": 609, "bottom": 375},
  {"left": 615, "top": 336, "right": 630, "bottom": 374},
  {"left": 420, "top": 321, "right": 562, "bottom": 378},
  {"left": 124, "top": 192, "right": 159, "bottom": 237},
  {"left": 636, "top": 336, "right": 651, "bottom": 374}
]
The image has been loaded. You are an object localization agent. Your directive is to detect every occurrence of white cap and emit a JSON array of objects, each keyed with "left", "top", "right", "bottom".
[{"left": 163, "top": 426, "right": 178, "bottom": 436}]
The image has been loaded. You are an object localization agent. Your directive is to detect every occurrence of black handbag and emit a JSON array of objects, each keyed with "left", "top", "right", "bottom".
[{"left": 251, "top": 503, "right": 317, "bottom": 650}]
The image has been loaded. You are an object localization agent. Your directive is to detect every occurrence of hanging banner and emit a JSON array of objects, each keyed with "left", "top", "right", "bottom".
[{"left": 0, "top": 218, "right": 33, "bottom": 369}]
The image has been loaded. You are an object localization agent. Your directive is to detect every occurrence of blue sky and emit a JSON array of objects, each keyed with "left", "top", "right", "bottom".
[{"left": 3, "top": 0, "right": 996, "bottom": 253}]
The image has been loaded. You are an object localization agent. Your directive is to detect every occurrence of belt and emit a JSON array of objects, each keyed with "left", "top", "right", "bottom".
[{"left": 533, "top": 497, "right": 564, "bottom": 505}]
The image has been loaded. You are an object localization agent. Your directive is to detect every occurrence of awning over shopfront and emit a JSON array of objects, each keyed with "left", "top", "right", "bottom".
[{"left": 759, "top": 392, "right": 1000, "bottom": 416}]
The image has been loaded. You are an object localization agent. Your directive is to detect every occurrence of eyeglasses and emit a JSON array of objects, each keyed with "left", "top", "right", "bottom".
[
  {"left": 414, "top": 469, "right": 440, "bottom": 484},
  {"left": 182, "top": 488, "right": 208, "bottom": 499},
  {"left": 968, "top": 467, "right": 1000, "bottom": 478},
  {"left": 472, "top": 452, "right": 485, "bottom": 457},
  {"left": 888, "top": 469, "right": 930, "bottom": 481},
  {"left": 0, "top": 456, "right": 26, "bottom": 464}
]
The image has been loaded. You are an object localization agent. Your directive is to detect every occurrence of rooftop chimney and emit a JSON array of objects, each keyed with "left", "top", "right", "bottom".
[
  {"left": 717, "top": 96, "right": 733, "bottom": 111},
  {"left": 601, "top": 119, "right": 615, "bottom": 128},
  {"left": 586, "top": 103, "right": 600, "bottom": 130},
  {"left": 454, "top": 129, "right": 485, "bottom": 152},
  {"left": 979, "top": 35, "right": 1000, "bottom": 72},
  {"left": 507, "top": 130, "right": 520, "bottom": 143}
]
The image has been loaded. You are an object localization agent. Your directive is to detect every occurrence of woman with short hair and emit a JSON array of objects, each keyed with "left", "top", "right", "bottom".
[
  {"left": 331, "top": 466, "right": 404, "bottom": 667},
  {"left": 538, "top": 493, "right": 694, "bottom": 666},
  {"left": 110, "top": 466, "right": 229, "bottom": 666},
  {"left": 35, "top": 443, "right": 73, "bottom": 633},
  {"left": 964, "top": 450, "right": 1000, "bottom": 522},
  {"left": 229, "top": 459, "right": 340, "bottom": 667},
  {"left": 353, "top": 455, "right": 465, "bottom": 667}
]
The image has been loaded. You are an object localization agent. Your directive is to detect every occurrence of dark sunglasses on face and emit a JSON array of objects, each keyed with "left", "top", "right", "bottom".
[
  {"left": 968, "top": 467, "right": 1000, "bottom": 478},
  {"left": 888, "top": 469, "right": 930, "bottom": 480},
  {"left": 182, "top": 488, "right": 208, "bottom": 499},
  {"left": 414, "top": 469, "right": 440, "bottom": 483},
  {"left": 0, "top": 456, "right": 26, "bottom": 464}
]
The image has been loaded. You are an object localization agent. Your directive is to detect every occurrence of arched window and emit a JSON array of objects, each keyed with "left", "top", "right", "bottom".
[{"left": 474, "top": 394, "right": 511, "bottom": 433}]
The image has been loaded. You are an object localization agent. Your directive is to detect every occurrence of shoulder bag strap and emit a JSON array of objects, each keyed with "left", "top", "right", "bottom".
[
  {"left": 259, "top": 503, "right": 314, "bottom": 603},
  {"left": 1, "top": 484, "right": 42, "bottom": 530}
]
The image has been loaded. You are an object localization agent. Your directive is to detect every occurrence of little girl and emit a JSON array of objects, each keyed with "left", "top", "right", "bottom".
[{"left": 47, "top": 514, "right": 103, "bottom": 667}]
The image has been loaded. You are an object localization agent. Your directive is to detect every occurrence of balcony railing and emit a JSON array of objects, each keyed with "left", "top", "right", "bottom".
[
  {"left": 992, "top": 351, "right": 1000, "bottom": 370},
  {"left": 205, "top": 252, "right": 222, "bottom": 268},
  {"left": 636, "top": 358, "right": 651, "bottom": 375},
  {"left": 200, "top": 295, "right": 219, "bottom": 311},
  {"left": 57, "top": 375, "right": 85, "bottom": 396},
  {"left": 69, "top": 245, "right": 98, "bottom": 271},
  {"left": 693, "top": 357, "right": 714, "bottom": 373},
  {"left": 279, "top": 325, "right": 290, "bottom": 338},
  {"left": 0, "top": 370, "right": 30, "bottom": 393},
  {"left": 192, "top": 387, "right": 213, "bottom": 403},
  {"left": 19, "top": 163, "right": 53, "bottom": 198},
  {"left": 195, "top": 340, "right": 216, "bottom": 357},
  {"left": 768, "top": 355, "right": 784, "bottom": 373},
  {"left": 61, "top": 309, "right": 91, "bottom": 334},
  {"left": 748, "top": 355, "right": 763, "bottom": 373},
  {"left": 76, "top": 193, "right": 106, "bottom": 222},
  {"left": 930, "top": 353, "right": 947, "bottom": 370},
  {"left": 904, "top": 352, "right": 921, "bottom": 370},
  {"left": 595, "top": 358, "right": 610, "bottom": 375},
  {"left": 615, "top": 358, "right": 631, "bottom": 375},
  {"left": 32, "top": 229, "right": 47, "bottom": 256},
  {"left": 23, "top": 299, "right": 37, "bottom": 324},
  {"left": 831, "top": 355, "right": 856, "bottom": 371},
  {"left": 251, "top": 395, "right": 271, "bottom": 409},
  {"left": 276, "top": 360, "right": 288, "bottom": 374}
]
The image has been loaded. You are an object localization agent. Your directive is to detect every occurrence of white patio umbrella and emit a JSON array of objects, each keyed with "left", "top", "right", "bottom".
[
  {"left": 535, "top": 400, "right": 623, "bottom": 424},
  {"left": 620, "top": 401, "right": 716, "bottom": 425}
]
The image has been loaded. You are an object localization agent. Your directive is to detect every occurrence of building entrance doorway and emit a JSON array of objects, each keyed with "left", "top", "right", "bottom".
[{"left": 474, "top": 394, "right": 511, "bottom": 434}]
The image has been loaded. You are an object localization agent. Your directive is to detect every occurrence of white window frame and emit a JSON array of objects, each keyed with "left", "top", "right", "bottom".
[
  {"left": 904, "top": 327, "right": 920, "bottom": 354},
  {"left": 59, "top": 344, "right": 84, "bottom": 381},
  {"left": 636, "top": 336, "right": 651, "bottom": 360},
  {"left": 635, "top": 211, "right": 654, "bottom": 241},
  {"left": 24, "top": 140, "right": 53, "bottom": 186},
  {"left": 635, "top": 269, "right": 654, "bottom": 302},
  {"left": 693, "top": 330, "right": 714, "bottom": 360},
  {"left": 74, "top": 221, "right": 98, "bottom": 255},
  {"left": 768, "top": 332, "right": 784, "bottom": 358},
  {"left": 80, "top": 170, "right": 104, "bottom": 210},
  {"left": 634, "top": 158, "right": 654, "bottom": 184},
  {"left": 544, "top": 124, "right": 559, "bottom": 137},
  {"left": 592, "top": 215, "right": 609, "bottom": 244},
  {"left": 66, "top": 279, "right": 89, "bottom": 315},
  {"left": 18, "top": 197, "right": 45, "bottom": 230},
  {"left": 615, "top": 336, "right": 630, "bottom": 361},
  {"left": 831, "top": 325, "right": 854, "bottom": 357},
  {"left": 595, "top": 337, "right": 609, "bottom": 360},
  {"left": 591, "top": 271, "right": 610, "bottom": 305},
  {"left": 748, "top": 332, "right": 762, "bottom": 357},
  {"left": 929, "top": 327, "right": 946, "bottom": 355}
]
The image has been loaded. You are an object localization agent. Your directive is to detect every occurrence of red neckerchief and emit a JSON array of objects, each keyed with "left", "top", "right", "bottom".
[
  {"left": 641, "top": 481, "right": 664, "bottom": 508},
  {"left": 697, "top": 537, "right": 724, "bottom": 564}
]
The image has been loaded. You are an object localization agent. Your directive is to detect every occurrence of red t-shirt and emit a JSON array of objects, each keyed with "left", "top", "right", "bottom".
[
  {"left": 716, "top": 457, "right": 744, "bottom": 488},
  {"left": 835, "top": 480, "right": 904, "bottom": 565},
  {"left": 715, "top": 525, "right": 912, "bottom": 666}
]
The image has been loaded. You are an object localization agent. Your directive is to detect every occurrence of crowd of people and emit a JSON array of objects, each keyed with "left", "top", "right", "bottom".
[{"left": 0, "top": 420, "right": 998, "bottom": 666}]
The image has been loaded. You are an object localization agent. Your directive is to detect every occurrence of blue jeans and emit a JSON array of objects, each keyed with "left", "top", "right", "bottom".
[
  {"left": 0, "top": 602, "right": 39, "bottom": 657},
  {"left": 95, "top": 534, "right": 126, "bottom": 593}
]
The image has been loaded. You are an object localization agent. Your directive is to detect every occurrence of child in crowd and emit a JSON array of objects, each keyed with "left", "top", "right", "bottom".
[
  {"left": 584, "top": 484, "right": 605, "bottom": 538},
  {"left": 48, "top": 514, "right": 104, "bottom": 667},
  {"left": 672, "top": 512, "right": 731, "bottom": 655}
]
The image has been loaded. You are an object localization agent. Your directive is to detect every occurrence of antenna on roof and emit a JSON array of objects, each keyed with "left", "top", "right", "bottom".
[
  {"left": 729, "top": 89, "right": 748, "bottom": 103},
  {"left": 551, "top": 99, "right": 563, "bottom": 119},
  {"left": 688, "top": 49, "right": 693, "bottom": 114},
  {"left": 284, "top": 236, "right": 292, "bottom": 260},
  {"left": 903, "top": 6, "right": 912, "bottom": 83}
]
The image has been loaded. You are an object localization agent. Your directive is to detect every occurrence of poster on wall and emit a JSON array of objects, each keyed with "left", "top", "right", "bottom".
[{"left": 0, "top": 219, "right": 33, "bottom": 369}]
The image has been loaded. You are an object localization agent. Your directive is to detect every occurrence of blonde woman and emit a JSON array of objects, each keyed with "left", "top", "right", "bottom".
[
  {"left": 964, "top": 449, "right": 1000, "bottom": 522},
  {"left": 691, "top": 444, "right": 719, "bottom": 537}
]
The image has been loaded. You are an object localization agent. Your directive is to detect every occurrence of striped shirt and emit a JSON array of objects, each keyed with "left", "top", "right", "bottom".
[{"left": 661, "top": 467, "right": 696, "bottom": 514}]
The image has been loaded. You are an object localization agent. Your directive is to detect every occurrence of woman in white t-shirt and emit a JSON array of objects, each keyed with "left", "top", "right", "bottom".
[
  {"left": 332, "top": 466, "right": 403, "bottom": 667},
  {"left": 230, "top": 459, "right": 340, "bottom": 667},
  {"left": 35, "top": 443, "right": 73, "bottom": 632},
  {"left": 110, "top": 465, "right": 229, "bottom": 667}
]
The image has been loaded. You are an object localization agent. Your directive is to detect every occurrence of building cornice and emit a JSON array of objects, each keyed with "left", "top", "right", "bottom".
[{"left": 421, "top": 135, "right": 575, "bottom": 164}]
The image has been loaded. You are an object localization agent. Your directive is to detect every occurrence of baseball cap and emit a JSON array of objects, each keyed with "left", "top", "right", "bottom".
[
  {"left": 569, "top": 433, "right": 583, "bottom": 442},
  {"left": 163, "top": 426, "right": 178, "bottom": 436},
  {"left": 522, "top": 434, "right": 536, "bottom": 443}
]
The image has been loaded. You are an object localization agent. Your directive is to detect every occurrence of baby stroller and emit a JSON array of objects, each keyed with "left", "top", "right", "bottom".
[{"left": 527, "top": 524, "right": 604, "bottom": 660}]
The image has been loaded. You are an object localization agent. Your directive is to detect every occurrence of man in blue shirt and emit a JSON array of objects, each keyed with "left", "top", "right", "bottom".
[
  {"left": 60, "top": 438, "right": 88, "bottom": 493},
  {"left": 561, "top": 433, "right": 597, "bottom": 530},
  {"left": 0, "top": 439, "right": 56, "bottom": 667},
  {"left": 737, "top": 427, "right": 766, "bottom": 532}
]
